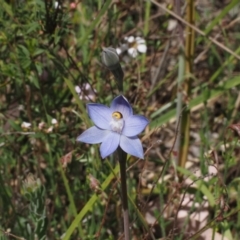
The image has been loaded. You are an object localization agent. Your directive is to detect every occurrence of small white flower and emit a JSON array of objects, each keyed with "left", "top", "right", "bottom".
[
  {"left": 125, "top": 36, "right": 135, "bottom": 43},
  {"left": 75, "top": 83, "right": 96, "bottom": 101},
  {"left": 38, "top": 122, "right": 45, "bottom": 130},
  {"left": 46, "top": 126, "right": 53, "bottom": 133},
  {"left": 135, "top": 37, "right": 147, "bottom": 53},
  {"left": 18, "top": 105, "right": 24, "bottom": 111},
  {"left": 128, "top": 48, "right": 138, "bottom": 58},
  {"left": 116, "top": 47, "right": 122, "bottom": 55},
  {"left": 55, "top": 1, "right": 59, "bottom": 9},
  {"left": 51, "top": 118, "right": 58, "bottom": 125},
  {"left": 75, "top": 86, "right": 81, "bottom": 94},
  {"left": 116, "top": 44, "right": 128, "bottom": 56},
  {"left": 167, "top": 19, "right": 177, "bottom": 31},
  {"left": 21, "top": 122, "right": 31, "bottom": 129},
  {"left": 124, "top": 36, "right": 147, "bottom": 58}
]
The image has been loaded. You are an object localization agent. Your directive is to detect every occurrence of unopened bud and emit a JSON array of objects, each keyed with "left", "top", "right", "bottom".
[
  {"left": 101, "top": 47, "right": 119, "bottom": 69},
  {"left": 22, "top": 173, "right": 41, "bottom": 194},
  {"left": 88, "top": 174, "right": 101, "bottom": 194},
  {"left": 101, "top": 47, "right": 124, "bottom": 92},
  {"left": 60, "top": 151, "right": 72, "bottom": 168}
]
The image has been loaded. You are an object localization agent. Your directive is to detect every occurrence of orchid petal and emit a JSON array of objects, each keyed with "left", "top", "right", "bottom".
[
  {"left": 87, "top": 104, "right": 112, "bottom": 130},
  {"left": 76, "top": 126, "right": 108, "bottom": 144},
  {"left": 100, "top": 132, "right": 120, "bottom": 158},
  {"left": 120, "top": 135, "right": 144, "bottom": 159},
  {"left": 110, "top": 95, "right": 133, "bottom": 119},
  {"left": 122, "top": 115, "right": 149, "bottom": 137}
]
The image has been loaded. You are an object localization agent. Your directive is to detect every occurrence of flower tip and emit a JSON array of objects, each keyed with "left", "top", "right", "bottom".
[
  {"left": 133, "top": 151, "right": 144, "bottom": 160},
  {"left": 114, "top": 94, "right": 128, "bottom": 103},
  {"left": 76, "top": 135, "right": 82, "bottom": 142}
]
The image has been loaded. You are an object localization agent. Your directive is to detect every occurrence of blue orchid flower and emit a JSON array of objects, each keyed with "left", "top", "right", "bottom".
[{"left": 77, "top": 95, "right": 149, "bottom": 159}]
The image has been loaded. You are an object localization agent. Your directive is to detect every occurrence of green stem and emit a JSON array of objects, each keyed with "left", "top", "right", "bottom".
[
  {"left": 118, "top": 148, "right": 130, "bottom": 240},
  {"left": 63, "top": 164, "right": 120, "bottom": 240},
  {"left": 58, "top": 161, "right": 84, "bottom": 238}
]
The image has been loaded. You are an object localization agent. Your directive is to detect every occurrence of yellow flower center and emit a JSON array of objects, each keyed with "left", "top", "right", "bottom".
[
  {"left": 110, "top": 111, "right": 124, "bottom": 133},
  {"left": 112, "top": 111, "right": 123, "bottom": 119}
]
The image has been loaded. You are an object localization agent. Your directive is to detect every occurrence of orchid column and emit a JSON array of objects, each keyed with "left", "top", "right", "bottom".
[{"left": 77, "top": 47, "right": 149, "bottom": 239}]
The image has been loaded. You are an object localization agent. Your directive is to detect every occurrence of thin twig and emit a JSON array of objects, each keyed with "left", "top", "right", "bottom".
[
  {"left": 0, "top": 229, "right": 26, "bottom": 240},
  {"left": 149, "top": 0, "right": 240, "bottom": 60},
  {"left": 150, "top": 40, "right": 170, "bottom": 92}
]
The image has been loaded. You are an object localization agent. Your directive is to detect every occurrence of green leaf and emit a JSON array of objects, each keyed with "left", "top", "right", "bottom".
[
  {"left": 62, "top": 164, "right": 120, "bottom": 240},
  {"left": 150, "top": 76, "right": 240, "bottom": 128},
  {"left": 177, "top": 166, "right": 215, "bottom": 207},
  {"left": 204, "top": 0, "right": 240, "bottom": 36},
  {"left": 33, "top": 48, "right": 45, "bottom": 57},
  {"left": 18, "top": 45, "right": 30, "bottom": 57},
  {"left": 26, "top": 22, "right": 40, "bottom": 34},
  {"left": 1, "top": 0, "right": 13, "bottom": 17},
  {"left": 31, "top": 77, "right": 40, "bottom": 89}
]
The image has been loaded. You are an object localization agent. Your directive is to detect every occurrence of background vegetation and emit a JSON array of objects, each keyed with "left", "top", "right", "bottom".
[{"left": 1, "top": 0, "right": 240, "bottom": 239}]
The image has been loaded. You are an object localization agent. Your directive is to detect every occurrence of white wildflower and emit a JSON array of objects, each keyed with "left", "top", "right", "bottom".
[
  {"left": 55, "top": 1, "right": 59, "bottom": 9},
  {"left": 46, "top": 126, "right": 53, "bottom": 133},
  {"left": 125, "top": 36, "right": 147, "bottom": 58},
  {"left": 51, "top": 118, "right": 58, "bottom": 125},
  {"left": 75, "top": 83, "right": 96, "bottom": 101},
  {"left": 38, "top": 122, "right": 45, "bottom": 130},
  {"left": 21, "top": 122, "right": 31, "bottom": 129},
  {"left": 75, "top": 86, "right": 81, "bottom": 94}
]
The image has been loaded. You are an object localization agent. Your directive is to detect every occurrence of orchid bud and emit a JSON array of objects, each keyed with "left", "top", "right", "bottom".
[
  {"left": 101, "top": 47, "right": 119, "bottom": 69},
  {"left": 101, "top": 47, "right": 124, "bottom": 92}
]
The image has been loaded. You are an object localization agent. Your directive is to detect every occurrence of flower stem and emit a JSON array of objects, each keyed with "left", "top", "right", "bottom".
[{"left": 118, "top": 148, "right": 130, "bottom": 240}]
